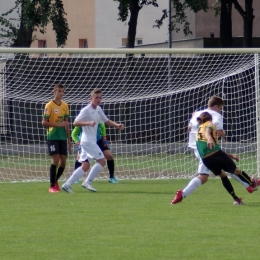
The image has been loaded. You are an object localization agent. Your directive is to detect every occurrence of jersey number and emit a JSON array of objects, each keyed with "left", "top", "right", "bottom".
[{"left": 50, "top": 145, "right": 56, "bottom": 152}]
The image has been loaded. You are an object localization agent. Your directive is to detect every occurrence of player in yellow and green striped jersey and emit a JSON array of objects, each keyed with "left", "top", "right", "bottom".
[{"left": 42, "top": 83, "right": 72, "bottom": 193}]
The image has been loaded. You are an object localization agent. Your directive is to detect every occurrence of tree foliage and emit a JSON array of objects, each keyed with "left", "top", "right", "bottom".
[
  {"left": 115, "top": 0, "right": 158, "bottom": 48},
  {"left": 154, "top": 0, "right": 208, "bottom": 37},
  {"left": 0, "top": 0, "right": 70, "bottom": 47},
  {"left": 115, "top": 0, "right": 209, "bottom": 48}
]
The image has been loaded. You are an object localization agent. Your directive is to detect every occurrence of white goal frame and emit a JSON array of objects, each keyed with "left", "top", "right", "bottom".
[{"left": 0, "top": 47, "right": 259, "bottom": 182}]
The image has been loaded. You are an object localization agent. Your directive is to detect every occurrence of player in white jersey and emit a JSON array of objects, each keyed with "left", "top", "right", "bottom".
[
  {"left": 171, "top": 96, "right": 257, "bottom": 205},
  {"left": 62, "top": 88, "right": 124, "bottom": 193}
]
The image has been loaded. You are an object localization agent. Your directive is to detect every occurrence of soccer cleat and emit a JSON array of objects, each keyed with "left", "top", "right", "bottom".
[
  {"left": 82, "top": 182, "right": 97, "bottom": 192},
  {"left": 233, "top": 198, "right": 245, "bottom": 205},
  {"left": 108, "top": 177, "right": 119, "bottom": 184},
  {"left": 55, "top": 181, "right": 60, "bottom": 191},
  {"left": 246, "top": 186, "right": 254, "bottom": 193},
  {"left": 171, "top": 190, "right": 183, "bottom": 204},
  {"left": 74, "top": 180, "right": 80, "bottom": 184},
  {"left": 251, "top": 175, "right": 258, "bottom": 191},
  {"left": 49, "top": 186, "right": 59, "bottom": 193},
  {"left": 62, "top": 183, "right": 73, "bottom": 193}
]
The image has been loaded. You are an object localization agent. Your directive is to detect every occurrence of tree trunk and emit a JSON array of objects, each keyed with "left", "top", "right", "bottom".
[
  {"left": 243, "top": 0, "right": 254, "bottom": 47},
  {"left": 220, "top": 0, "right": 233, "bottom": 47},
  {"left": 127, "top": 0, "right": 141, "bottom": 48},
  {"left": 12, "top": 2, "right": 33, "bottom": 47}
]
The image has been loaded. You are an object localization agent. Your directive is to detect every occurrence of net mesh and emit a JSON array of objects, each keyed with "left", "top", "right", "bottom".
[{"left": 0, "top": 50, "right": 258, "bottom": 182}]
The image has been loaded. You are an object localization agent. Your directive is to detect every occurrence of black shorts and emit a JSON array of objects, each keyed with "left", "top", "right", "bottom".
[
  {"left": 97, "top": 139, "right": 110, "bottom": 152},
  {"left": 47, "top": 140, "right": 68, "bottom": 156},
  {"left": 202, "top": 150, "right": 237, "bottom": 176}
]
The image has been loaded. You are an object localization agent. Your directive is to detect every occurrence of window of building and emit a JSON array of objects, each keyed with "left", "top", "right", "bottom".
[
  {"left": 136, "top": 39, "right": 143, "bottom": 45},
  {"left": 38, "top": 40, "right": 47, "bottom": 48},
  {"left": 122, "top": 38, "right": 127, "bottom": 47},
  {"left": 79, "top": 39, "right": 88, "bottom": 48},
  {"left": 38, "top": 40, "right": 47, "bottom": 57}
]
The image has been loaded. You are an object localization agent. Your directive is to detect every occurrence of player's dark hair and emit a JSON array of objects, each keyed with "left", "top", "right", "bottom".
[
  {"left": 91, "top": 88, "right": 102, "bottom": 96},
  {"left": 53, "top": 83, "right": 65, "bottom": 90},
  {"left": 197, "top": 112, "right": 212, "bottom": 125},
  {"left": 208, "top": 96, "right": 224, "bottom": 108}
]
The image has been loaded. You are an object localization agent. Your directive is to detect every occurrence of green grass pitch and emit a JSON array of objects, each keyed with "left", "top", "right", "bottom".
[{"left": 1, "top": 179, "right": 260, "bottom": 260}]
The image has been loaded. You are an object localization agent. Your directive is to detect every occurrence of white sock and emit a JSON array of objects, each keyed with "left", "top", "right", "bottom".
[
  {"left": 85, "top": 163, "right": 103, "bottom": 184},
  {"left": 67, "top": 167, "right": 85, "bottom": 186},
  {"left": 228, "top": 173, "right": 249, "bottom": 188},
  {"left": 183, "top": 177, "right": 202, "bottom": 198}
]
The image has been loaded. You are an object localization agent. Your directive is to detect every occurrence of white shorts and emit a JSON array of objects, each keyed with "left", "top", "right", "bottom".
[
  {"left": 193, "top": 149, "right": 210, "bottom": 175},
  {"left": 79, "top": 142, "right": 104, "bottom": 163}
]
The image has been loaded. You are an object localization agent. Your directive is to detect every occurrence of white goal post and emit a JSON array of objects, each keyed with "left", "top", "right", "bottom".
[{"left": 0, "top": 47, "right": 259, "bottom": 182}]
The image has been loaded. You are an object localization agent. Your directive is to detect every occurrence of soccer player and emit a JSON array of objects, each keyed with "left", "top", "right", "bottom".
[
  {"left": 197, "top": 112, "right": 257, "bottom": 194},
  {"left": 62, "top": 88, "right": 124, "bottom": 193},
  {"left": 171, "top": 96, "right": 258, "bottom": 205},
  {"left": 71, "top": 123, "right": 118, "bottom": 183},
  {"left": 42, "top": 83, "right": 72, "bottom": 193}
]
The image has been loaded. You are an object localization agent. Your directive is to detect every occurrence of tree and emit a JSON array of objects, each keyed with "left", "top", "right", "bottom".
[
  {"left": 0, "top": 0, "right": 70, "bottom": 47},
  {"left": 214, "top": 0, "right": 255, "bottom": 47},
  {"left": 115, "top": 0, "right": 158, "bottom": 48},
  {"left": 155, "top": 0, "right": 208, "bottom": 37},
  {"left": 233, "top": 0, "right": 254, "bottom": 47},
  {"left": 219, "top": 0, "right": 233, "bottom": 47},
  {"left": 115, "top": 0, "right": 209, "bottom": 48}
]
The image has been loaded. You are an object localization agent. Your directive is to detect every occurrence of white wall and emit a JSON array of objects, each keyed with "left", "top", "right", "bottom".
[{"left": 95, "top": 0, "right": 169, "bottom": 48}]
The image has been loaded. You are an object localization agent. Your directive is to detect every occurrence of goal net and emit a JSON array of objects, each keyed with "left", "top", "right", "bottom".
[{"left": 0, "top": 48, "right": 259, "bottom": 182}]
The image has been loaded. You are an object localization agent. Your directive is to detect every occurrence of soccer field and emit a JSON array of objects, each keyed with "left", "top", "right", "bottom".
[
  {"left": 0, "top": 152, "right": 257, "bottom": 182},
  {"left": 1, "top": 179, "right": 260, "bottom": 260}
]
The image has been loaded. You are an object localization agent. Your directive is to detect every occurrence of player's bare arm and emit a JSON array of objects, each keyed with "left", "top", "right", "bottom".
[
  {"left": 64, "top": 118, "right": 72, "bottom": 149},
  {"left": 205, "top": 127, "right": 215, "bottom": 149},
  {"left": 105, "top": 120, "right": 124, "bottom": 130},
  {"left": 226, "top": 153, "right": 239, "bottom": 162},
  {"left": 42, "top": 118, "right": 69, "bottom": 127},
  {"left": 73, "top": 121, "right": 96, "bottom": 127},
  {"left": 217, "top": 129, "right": 226, "bottom": 137}
]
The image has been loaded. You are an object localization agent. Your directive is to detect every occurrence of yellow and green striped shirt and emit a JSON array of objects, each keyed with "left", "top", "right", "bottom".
[
  {"left": 43, "top": 100, "right": 69, "bottom": 140},
  {"left": 196, "top": 121, "right": 220, "bottom": 158}
]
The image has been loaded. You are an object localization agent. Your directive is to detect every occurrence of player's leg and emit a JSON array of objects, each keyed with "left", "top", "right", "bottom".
[
  {"left": 54, "top": 140, "right": 68, "bottom": 191},
  {"left": 47, "top": 140, "right": 61, "bottom": 193},
  {"left": 103, "top": 150, "right": 117, "bottom": 183},
  {"left": 97, "top": 139, "right": 118, "bottom": 183},
  {"left": 233, "top": 168, "right": 258, "bottom": 193},
  {"left": 219, "top": 171, "right": 244, "bottom": 205},
  {"left": 171, "top": 149, "right": 209, "bottom": 204},
  {"left": 74, "top": 152, "right": 82, "bottom": 170},
  {"left": 62, "top": 159, "right": 90, "bottom": 193},
  {"left": 82, "top": 143, "right": 106, "bottom": 192},
  {"left": 83, "top": 158, "right": 106, "bottom": 192},
  {"left": 73, "top": 150, "right": 82, "bottom": 183},
  {"left": 217, "top": 151, "right": 258, "bottom": 193}
]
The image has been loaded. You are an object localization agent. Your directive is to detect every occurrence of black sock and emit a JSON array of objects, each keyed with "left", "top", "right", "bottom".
[
  {"left": 56, "top": 166, "right": 65, "bottom": 181},
  {"left": 107, "top": 160, "right": 115, "bottom": 178},
  {"left": 237, "top": 171, "right": 253, "bottom": 186},
  {"left": 221, "top": 176, "right": 239, "bottom": 200},
  {"left": 50, "top": 164, "right": 57, "bottom": 187},
  {"left": 75, "top": 160, "right": 82, "bottom": 170}
]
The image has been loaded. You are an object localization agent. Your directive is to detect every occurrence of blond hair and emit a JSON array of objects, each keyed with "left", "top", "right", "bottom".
[{"left": 90, "top": 88, "right": 102, "bottom": 97}]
